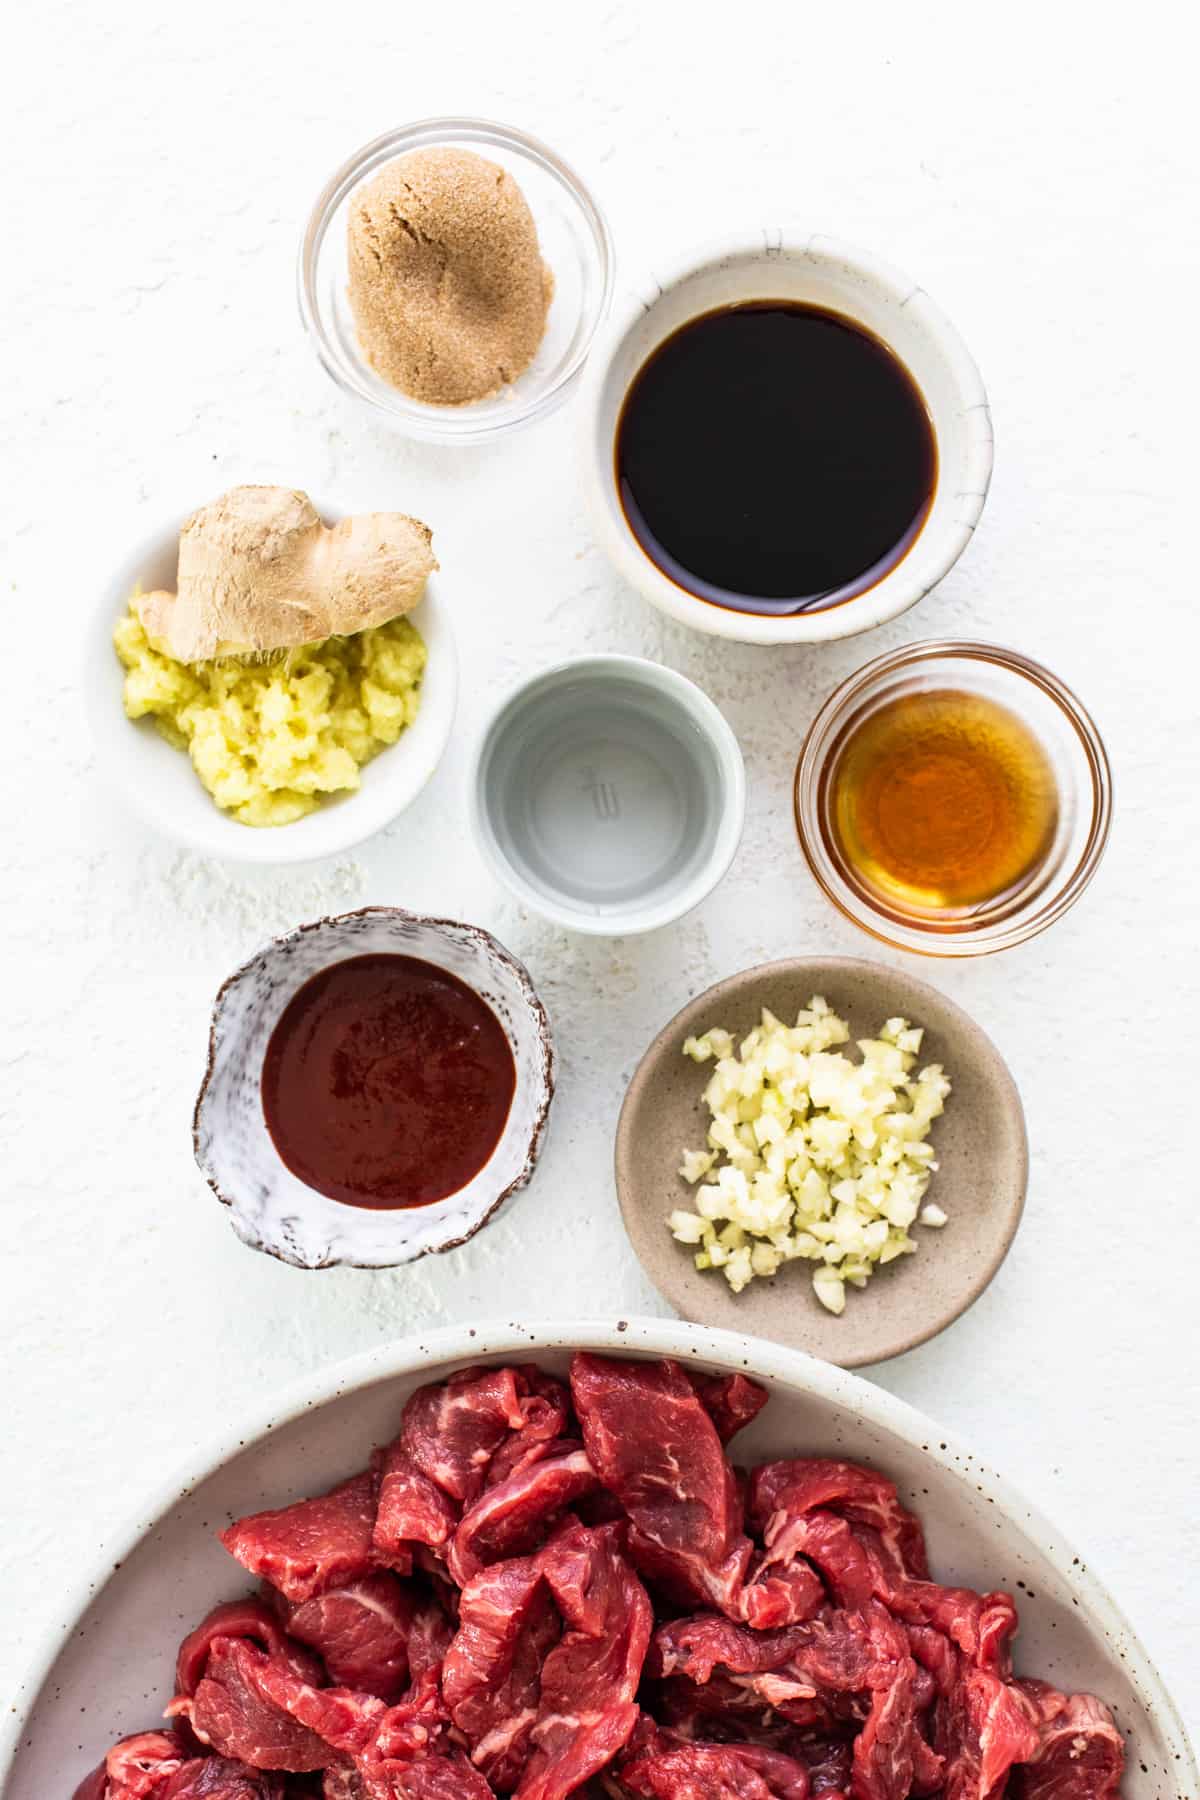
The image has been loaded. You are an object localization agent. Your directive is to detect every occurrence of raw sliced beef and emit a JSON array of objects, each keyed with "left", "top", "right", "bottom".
[
  {"left": 650, "top": 1601, "right": 930, "bottom": 1788},
  {"left": 360, "top": 1752, "right": 496, "bottom": 1800},
  {"left": 442, "top": 1557, "right": 561, "bottom": 1790},
  {"left": 739, "top": 1559, "right": 827, "bottom": 1631},
  {"left": 889, "top": 1586, "right": 1018, "bottom": 1678},
  {"left": 795, "top": 1738, "right": 854, "bottom": 1799},
  {"left": 72, "top": 1732, "right": 190, "bottom": 1800},
  {"left": 448, "top": 1445, "right": 598, "bottom": 1584},
  {"left": 651, "top": 1615, "right": 815, "bottom": 1687},
  {"left": 931, "top": 1661, "right": 1040, "bottom": 1800},
  {"left": 177, "top": 1638, "right": 383, "bottom": 1772},
  {"left": 177, "top": 1602, "right": 323, "bottom": 1696},
  {"left": 404, "top": 1598, "right": 454, "bottom": 1679},
  {"left": 78, "top": 1355, "right": 1128, "bottom": 1800},
  {"left": 160, "top": 1759, "right": 289, "bottom": 1797},
  {"left": 624, "top": 1740, "right": 812, "bottom": 1800},
  {"left": 686, "top": 1374, "right": 770, "bottom": 1446},
  {"left": 221, "top": 1474, "right": 379, "bottom": 1605},
  {"left": 571, "top": 1354, "right": 752, "bottom": 1613},
  {"left": 486, "top": 1370, "right": 573, "bottom": 1487},
  {"left": 749, "top": 1464, "right": 928, "bottom": 1590},
  {"left": 847, "top": 1606, "right": 926, "bottom": 1800},
  {"left": 516, "top": 1521, "right": 653, "bottom": 1800},
  {"left": 247, "top": 1658, "right": 386, "bottom": 1761},
  {"left": 653, "top": 1666, "right": 832, "bottom": 1741},
  {"left": 371, "top": 1448, "right": 458, "bottom": 1572},
  {"left": 322, "top": 1771, "right": 365, "bottom": 1800},
  {"left": 177, "top": 1639, "right": 332, "bottom": 1772},
  {"left": 287, "top": 1573, "right": 417, "bottom": 1699},
  {"left": 396, "top": 1369, "right": 529, "bottom": 1504},
  {"left": 1009, "top": 1688, "right": 1124, "bottom": 1800}
]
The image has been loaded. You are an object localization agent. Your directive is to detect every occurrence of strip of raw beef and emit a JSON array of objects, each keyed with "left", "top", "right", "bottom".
[
  {"left": 371, "top": 1448, "right": 458, "bottom": 1572},
  {"left": 653, "top": 1667, "right": 833, "bottom": 1740},
  {"left": 847, "top": 1606, "right": 924, "bottom": 1800},
  {"left": 247, "top": 1656, "right": 387, "bottom": 1760},
  {"left": 931, "top": 1660, "right": 1040, "bottom": 1800},
  {"left": 649, "top": 1614, "right": 855, "bottom": 1695},
  {"left": 739, "top": 1558, "right": 827, "bottom": 1632},
  {"left": 177, "top": 1603, "right": 324, "bottom": 1696},
  {"left": 748, "top": 1464, "right": 928, "bottom": 1592},
  {"left": 396, "top": 1368, "right": 529, "bottom": 1504},
  {"left": 356, "top": 1751, "right": 496, "bottom": 1800},
  {"left": 515, "top": 1521, "right": 653, "bottom": 1800},
  {"left": 332, "top": 1671, "right": 454, "bottom": 1797},
  {"left": 175, "top": 1638, "right": 384, "bottom": 1772},
  {"left": 650, "top": 1601, "right": 940, "bottom": 1800},
  {"left": 686, "top": 1374, "right": 770, "bottom": 1446},
  {"left": 287, "top": 1573, "right": 417, "bottom": 1699},
  {"left": 486, "top": 1370, "right": 573, "bottom": 1486},
  {"left": 1009, "top": 1686, "right": 1124, "bottom": 1800},
  {"left": 72, "top": 1767, "right": 110, "bottom": 1800},
  {"left": 160, "top": 1760, "right": 290, "bottom": 1797},
  {"left": 623, "top": 1740, "right": 812, "bottom": 1800},
  {"left": 322, "top": 1771, "right": 364, "bottom": 1800},
  {"left": 72, "top": 1742, "right": 291, "bottom": 1800},
  {"left": 71, "top": 1732, "right": 190, "bottom": 1800},
  {"left": 448, "top": 1445, "right": 599, "bottom": 1584},
  {"left": 793, "top": 1738, "right": 853, "bottom": 1799},
  {"left": 889, "top": 1586, "right": 1018, "bottom": 1678},
  {"left": 442, "top": 1556, "right": 561, "bottom": 1791},
  {"left": 404, "top": 1598, "right": 454, "bottom": 1679},
  {"left": 221, "top": 1474, "right": 379, "bottom": 1605},
  {"left": 570, "top": 1353, "right": 752, "bottom": 1613},
  {"left": 372, "top": 1664, "right": 450, "bottom": 1759}
]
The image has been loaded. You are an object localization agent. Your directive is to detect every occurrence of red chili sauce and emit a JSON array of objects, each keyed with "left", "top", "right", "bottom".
[{"left": 261, "top": 953, "right": 516, "bottom": 1210}]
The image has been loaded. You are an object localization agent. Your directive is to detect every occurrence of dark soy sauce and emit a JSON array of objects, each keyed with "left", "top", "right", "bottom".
[{"left": 616, "top": 302, "right": 937, "bottom": 615}]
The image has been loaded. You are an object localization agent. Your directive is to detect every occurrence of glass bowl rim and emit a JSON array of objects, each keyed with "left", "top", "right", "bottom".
[
  {"left": 792, "top": 637, "right": 1114, "bottom": 957},
  {"left": 297, "top": 115, "right": 616, "bottom": 443}
]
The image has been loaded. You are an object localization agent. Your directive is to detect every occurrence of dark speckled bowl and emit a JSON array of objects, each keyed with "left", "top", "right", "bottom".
[
  {"left": 194, "top": 907, "right": 556, "bottom": 1268},
  {"left": 616, "top": 956, "right": 1027, "bottom": 1367}
]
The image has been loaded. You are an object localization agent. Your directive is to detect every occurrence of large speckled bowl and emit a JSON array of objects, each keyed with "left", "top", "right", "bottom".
[
  {"left": 616, "top": 956, "right": 1027, "bottom": 1367},
  {"left": 1, "top": 1321, "right": 1192, "bottom": 1800},
  {"left": 194, "top": 907, "right": 555, "bottom": 1267}
]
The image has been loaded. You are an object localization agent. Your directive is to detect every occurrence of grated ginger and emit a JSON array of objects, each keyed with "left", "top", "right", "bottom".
[{"left": 114, "top": 605, "right": 425, "bottom": 827}]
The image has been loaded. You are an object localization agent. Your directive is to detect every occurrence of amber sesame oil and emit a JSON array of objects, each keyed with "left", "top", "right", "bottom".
[{"left": 822, "top": 687, "right": 1059, "bottom": 920}]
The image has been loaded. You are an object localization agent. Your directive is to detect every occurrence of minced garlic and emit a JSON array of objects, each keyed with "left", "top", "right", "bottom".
[{"left": 669, "top": 997, "right": 951, "bottom": 1313}]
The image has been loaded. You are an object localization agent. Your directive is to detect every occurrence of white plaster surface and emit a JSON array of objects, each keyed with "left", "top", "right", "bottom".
[{"left": 3, "top": 0, "right": 1198, "bottom": 1762}]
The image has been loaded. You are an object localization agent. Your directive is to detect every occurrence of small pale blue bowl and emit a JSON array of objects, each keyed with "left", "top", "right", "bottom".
[{"left": 471, "top": 655, "right": 745, "bottom": 935}]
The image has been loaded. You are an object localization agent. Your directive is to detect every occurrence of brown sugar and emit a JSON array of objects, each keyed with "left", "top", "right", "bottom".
[{"left": 347, "top": 147, "right": 554, "bottom": 406}]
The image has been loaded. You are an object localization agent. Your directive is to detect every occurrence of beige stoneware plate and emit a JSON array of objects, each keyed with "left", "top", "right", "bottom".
[{"left": 616, "top": 956, "right": 1027, "bottom": 1367}]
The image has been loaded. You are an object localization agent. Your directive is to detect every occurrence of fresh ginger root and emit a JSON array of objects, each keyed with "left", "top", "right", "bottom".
[{"left": 135, "top": 486, "right": 437, "bottom": 663}]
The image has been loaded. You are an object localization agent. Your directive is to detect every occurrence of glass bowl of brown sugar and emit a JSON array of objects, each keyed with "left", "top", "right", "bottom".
[
  {"left": 794, "top": 640, "right": 1113, "bottom": 956},
  {"left": 299, "top": 118, "right": 614, "bottom": 445}
]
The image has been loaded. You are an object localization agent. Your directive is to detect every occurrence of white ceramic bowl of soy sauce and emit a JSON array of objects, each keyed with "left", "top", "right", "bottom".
[{"left": 579, "top": 229, "right": 993, "bottom": 646}]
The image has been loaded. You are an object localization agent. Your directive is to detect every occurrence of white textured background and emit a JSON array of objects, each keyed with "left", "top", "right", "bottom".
[{"left": 4, "top": 0, "right": 1198, "bottom": 1762}]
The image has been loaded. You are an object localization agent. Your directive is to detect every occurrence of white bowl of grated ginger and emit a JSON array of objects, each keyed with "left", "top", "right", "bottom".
[{"left": 85, "top": 498, "right": 459, "bottom": 865}]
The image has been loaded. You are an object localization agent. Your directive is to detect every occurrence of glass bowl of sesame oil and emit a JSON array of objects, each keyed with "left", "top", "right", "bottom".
[{"left": 794, "top": 641, "right": 1112, "bottom": 955}]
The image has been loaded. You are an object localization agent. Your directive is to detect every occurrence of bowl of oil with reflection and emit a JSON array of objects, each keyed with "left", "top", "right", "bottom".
[{"left": 794, "top": 640, "right": 1112, "bottom": 956}]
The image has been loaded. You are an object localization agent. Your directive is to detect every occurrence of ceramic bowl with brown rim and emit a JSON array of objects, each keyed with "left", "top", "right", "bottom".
[
  {"left": 615, "top": 955, "right": 1026, "bottom": 1367},
  {"left": 194, "top": 907, "right": 555, "bottom": 1268}
]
